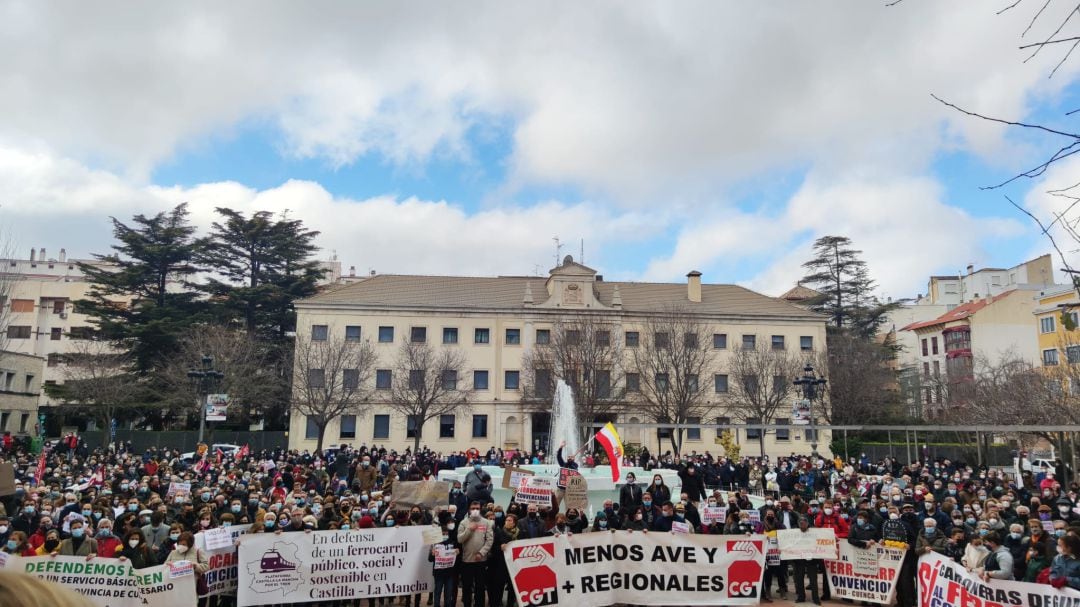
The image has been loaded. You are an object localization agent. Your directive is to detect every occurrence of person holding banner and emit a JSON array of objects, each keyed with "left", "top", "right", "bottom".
[
  {"left": 980, "top": 531, "right": 1015, "bottom": 581},
  {"left": 1050, "top": 533, "right": 1080, "bottom": 590},
  {"left": 429, "top": 522, "right": 460, "bottom": 607},
  {"left": 790, "top": 515, "right": 822, "bottom": 605}
]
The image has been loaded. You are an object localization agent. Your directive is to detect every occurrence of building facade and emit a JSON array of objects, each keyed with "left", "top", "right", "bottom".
[
  {"left": 0, "top": 351, "right": 44, "bottom": 435},
  {"left": 289, "top": 258, "right": 830, "bottom": 458},
  {"left": 1034, "top": 285, "right": 1080, "bottom": 372}
]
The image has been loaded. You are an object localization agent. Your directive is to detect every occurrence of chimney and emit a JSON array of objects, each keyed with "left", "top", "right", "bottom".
[
  {"left": 966, "top": 264, "right": 974, "bottom": 275},
  {"left": 29, "top": 248, "right": 35, "bottom": 262},
  {"left": 39, "top": 248, "right": 45, "bottom": 261},
  {"left": 687, "top": 271, "right": 702, "bottom": 303},
  {"left": 59, "top": 248, "right": 66, "bottom": 262},
  {"left": 348, "top": 265, "right": 356, "bottom": 277}
]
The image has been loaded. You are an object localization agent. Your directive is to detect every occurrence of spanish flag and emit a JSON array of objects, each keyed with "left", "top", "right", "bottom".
[{"left": 595, "top": 422, "right": 624, "bottom": 483}]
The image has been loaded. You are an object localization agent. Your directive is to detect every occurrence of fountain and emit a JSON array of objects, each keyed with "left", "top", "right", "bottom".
[{"left": 551, "top": 379, "right": 580, "bottom": 459}]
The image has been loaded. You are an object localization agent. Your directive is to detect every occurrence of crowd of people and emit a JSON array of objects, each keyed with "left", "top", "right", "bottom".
[{"left": 0, "top": 438, "right": 1078, "bottom": 607}]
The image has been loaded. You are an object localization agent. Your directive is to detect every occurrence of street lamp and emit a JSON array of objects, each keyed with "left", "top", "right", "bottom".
[
  {"left": 793, "top": 363, "right": 827, "bottom": 456},
  {"left": 187, "top": 355, "right": 224, "bottom": 444}
]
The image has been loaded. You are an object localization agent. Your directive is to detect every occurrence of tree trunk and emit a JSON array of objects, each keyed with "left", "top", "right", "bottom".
[
  {"left": 413, "top": 423, "right": 423, "bottom": 453},
  {"left": 315, "top": 422, "right": 326, "bottom": 453}
]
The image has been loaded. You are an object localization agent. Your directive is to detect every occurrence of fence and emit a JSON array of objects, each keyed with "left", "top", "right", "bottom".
[{"left": 75, "top": 430, "right": 289, "bottom": 453}]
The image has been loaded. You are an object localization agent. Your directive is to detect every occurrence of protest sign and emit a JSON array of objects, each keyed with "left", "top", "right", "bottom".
[
  {"left": 702, "top": 507, "right": 726, "bottom": 525},
  {"left": 433, "top": 544, "right": 457, "bottom": 570},
  {"left": 421, "top": 526, "right": 444, "bottom": 545},
  {"left": 746, "top": 510, "right": 760, "bottom": 525},
  {"left": 764, "top": 534, "right": 781, "bottom": 567},
  {"left": 237, "top": 527, "right": 432, "bottom": 607},
  {"left": 824, "top": 542, "right": 904, "bottom": 605},
  {"left": 5, "top": 555, "right": 195, "bottom": 607},
  {"left": 203, "top": 527, "right": 234, "bottom": 551},
  {"left": 918, "top": 553, "right": 1080, "bottom": 607},
  {"left": 206, "top": 394, "right": 229, "bottom": 421},
  {"left": 565, "top": 475, "right": 589, "bottom": 511},
  {"left": 503, "top": 467, "right": 535, "bottom": 490},
  {"left": 0, "top": 462, "right": 14, "bottom": 495},
  {"left": 557, "top": 467, "right": 581, "bottom": 489},
  {"left": 777, "top": 528, "right": 837, "bottom": 560},
  {"left": 166, "top": 481, "right": 191, "bottom": 499},
  {"left": 505, "top": 531, "right": 766, "bottom": 607},
  {"left": 195, "top": 525, "right": 247, "bottom": 597},
  {"left": 671, "top": 521, "right": 690, "bottom": 534},
  {"left": 516, "top": 476, "right": 555, "bottom": 507},
  {"left": 392, "top": 480, "right": 451, "bottom": 509}
]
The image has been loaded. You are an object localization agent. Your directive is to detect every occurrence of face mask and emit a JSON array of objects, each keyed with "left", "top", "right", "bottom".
[
  {"left": 889, "top": 514, "right": 899, "bottom": 520},
  {"left": 23, "top": 507, "right": 34, "bottom": 515},
  {"left": 200, "top": 520, "right": 210, "bottom": 528},
  {"left": 979, "top": 529, "right": 989, "bottom": 536},
  {"left": 924, "top": 528, "right": 936, "bottom": 536},
  {"left": 341, "top": 525, "right": 350, "bottom": 530},
  {"left": 470, "top": 510, "right": 481, "bottom": 519},
  {"left": 447, "top": 522, "right": 455, "bottom": 530},
  {"left": 989, "top": 518, "right": 999, "bottom": 525},
  {"left": 824, "top": 508, "right": 833, "bottom": 516},
  {"left": 1057, "top": 530, "right": 1067, "bottom": 538},
  {"left": 128, "top": 504, "right": 138, "bottom": 512},
  {"left": 201, "top": 493, "right": 211, "bottom": 502},
  {"left": 654, "top": 480, "right": 661, "bottom": 486},
  {"left": 170, "top": 533, "right": 180, "bottom": 541},
  {"left": 128, "top": 539, "right": 140, "bottom": 548},
  {"left": 71, "top": 529, "right": 84, "bottom": 539},
  {"left": 82, "top": 509, "right": 92, "bottom": 517},
  {"left": 1061, "top": 506, "right": 1072, "bottom": 514},
  {"left": 45, "top": 539, "right": 59, "bottom": 551},
  {"left": 385, "top": 519, "right": 395, "bottom": 527},
  {"left": 599, "top": 521, "right": 608, "bottom": 529},
  {"left": 966, "top": 517, "right": 976, "bottom": 525},
  {"left": 643, "top": 501, "right": 652, "bottom": 508},
  {"left": 176, "top": 544, "right": 189, "bottom": 554},
  {"left": 925, "top": 505, "right": 934, "bottom": 511},
  {"left": 264, "top": 520, "right": 276, "bottom": 529},
  {"left": 1009, "top": 532, "right": 1022, "bottom": 540},
  {"left": 879, "top": 507, "right": 888, "bottom": 514},
  {"left": 249, "top": 499, "right": 259, "bottom": 506},
  {"left": 231, "top": 505, "right": 242, "bottom": 513}
]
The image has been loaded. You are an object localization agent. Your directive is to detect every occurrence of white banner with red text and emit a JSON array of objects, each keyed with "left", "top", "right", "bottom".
[
  {"left": 194, "top": 525, "right": 247, "bottom": 597},
  {"left": 505, "top": 531, "right": 767, "bottom": 607},
  {"left": 824, "top": 542, "right": 904, "bottom": 605},
  {"left": 918, "top": 553, "right": 1080, "bottom": 607},
  {"left": 3, "top": 555, "right": 195, "bottom": 607},
  {"left": 236, "top": 527, "right": 433, "bottom": 607}
]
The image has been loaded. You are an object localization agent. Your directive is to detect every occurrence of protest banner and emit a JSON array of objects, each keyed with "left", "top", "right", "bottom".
[
  {"left": 516, "top": 476, "right": 556, "bottom": 507},
  {"left": 194, "top": 525, "right": 247, "bottom": 597},
  {"left": 824, "top": 542, "right": 904, "bottom": 605},
  {"left": 4, "top": 555, "right": 195, "bottom": 607},
  {"left": 392, "top": 480, "right": 451, "bottom": 509},
  {"left": 503, "top": 466, "right": 535, "bottom": 490},
  {"left": 565, "top": 475, "right": 589, "bottom": 511},
  {"left": 777, "top": 528, "right": 837, "bottom": 560},
  {"left": 702, "top": 507, "right": 726, "bottom": 525},
  {"left": 237, "top": 527, "right": 432, "bottom": 607},
  {"left": 558, "top": 467, "right": 581, "bottom": 489},
  {"left": 918, "top": 552, "right": 1080, "bottom": 607},
  {"left": 505, "top": 530, "right": 766, "bottom": 607},
  {"left": 206, "top": 394, "right": 229, "bottom": 421}
]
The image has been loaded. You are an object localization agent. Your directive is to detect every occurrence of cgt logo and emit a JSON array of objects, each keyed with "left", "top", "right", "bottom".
[
  {"left": 726, "top": 540, "right": 764, "bottom": 599},
  {"left": 512, "top": 543, "right": 558, "bottom": 607}
]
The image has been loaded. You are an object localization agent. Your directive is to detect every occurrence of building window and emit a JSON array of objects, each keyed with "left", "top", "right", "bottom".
[
  {"left": 473, "top": 370, "right": 489, "bottom": 390},
  {"left": 409, "top": 369, "right": 425, "bottom": 390},
  {"left": 343, "top": 368, "right": 360, "bottom": 390},
  {"left": 1044, "top": 349, "right": 1060, "bottom": 366},
  {"left": 68, "top": 326, "right": 93, "bottom": 340},
  {"left": 923, "top": 362, "right": 930, "bottom": 377},
  {"left": 800, "top": 336, "right": 813, "bottom": 351},
  {"left": 921, "top": 338, "right": 928, "bottom": 356},
  {"left": 307, "top": 368, "right": 325, "bottom": 388},
  {"left": 686, "top": 374, "right": 699, "bottom": 393},
  {"left": 9, "top": 299, "right": 33, "bottom": 313},
  {"left": 805, "top": 427, "right": 818, "bottom": 442},
  {"left": 1068, "top": 312, "right": 1080, "bottom": 329},
  {"left": 443, "top": 327, "right": 458, "bottom": 344},
  {"left": 714, "top": 374, "right": 729, "bottom": 393},
  {"left": 472, "top": 415, "right": 488, "bottom": 438},
  {"left": 6, "top": 326, "right": 30, "bottom": 339},
  {"left": 50, "top": 327, "right": 62, "bottom": 341},
  {"left": 345, "top": 325, "right": 362, "bottom": 342},
  {"left": 771, "top": 335, "right": 785, "bottom": 350},
  {"left": 687, "top": 417, "right": 701, "bottom": 441},
  {"left": 656, "top": 372, "right": 670, "bottom": 392},
  {"left": 406, "top": 416, "right": 419, "bottom": 439},
  {"left": 311, "top": 325, "right": 328, "bottom": 341},
  {"left": 654, "top": 332, "right": 670, "bottom": 349},
  {"left": 439, "top": 414, "right": 455, "bottom": 438},
  {"left": 596, "top": 370, "right": 612, "bottom": 398},
  {"left": 340, "top": 415, "right": 357, "bottom": 439},
  {"left": 373, "top": 415, "right": 390, "bottom": 439},
  {"left": 713, "top": 333, "right": 727, "bottom": 349},
  {"left": 1041, "top": 317, "right": 1056, "bottom": 334},
  {"left": 931, "top": 337, "right": 939, "bottom": 355},
  {"left": 716, "top": 416, "right": 731, "bottom": 438},
  {"left": 475, "top": 328, "right": 490, "bottom": 344},
  {"left": 566, "top": 330, "right": 581, "bottom": 345},
  {"left": 776, "top": 418, "right": 790, "bottom": 440},
  {"left": 535, "top": 329, "right": 550, "bottom": 345},
  {"left": 441, "top": 370, "right": 458, "bottom": 390},
  {"left": 534, "top": 368, "right": 553, "bottom": 398},
  {"left": 742, "top": 334, "right": 756, "bottom": 350},
  {"left": 626, "top": 373, "right": 640, "bottom": 392},
  {"left": 505, "top": 328, "right": 521, "bottom": 345},
  {"left": 378, "top": 326, "right": 395, "bottom": 343},
  {"left": 47, "top": 353, "right": 62, "bottom": 367},
  {"left": 625, "top": 331, "right": 640, "bottom": 347},
  {"left": 18, "top": 413, "right": 28, "bottom": 433},
  {"left": 410, "top": 327, "right": 427, "bottom": 343},
  {"left": 746, "top": 417, "right": 761, "bottom": 440},
  {"left": 684, "top": 333, "right": 699, "bottom": 349},
  {"left": 52, "top": 300, "right": 65, "bottom": 314},
  {"left": 305, "top": 416, "right": 319, "bottom": 439},
  {"left": 505, "top": 370, "right": 520, "bottom": 390},
  {"left": 742, "top": 375, "right": 758, "bottom": 397},
  {"left": 932, "top": 360, "right": 940, "bottom": 376},
  {"left": 596, "top": 330, "right": 611, "bottom": 347},
  {"left": 375, "top": 369, "right": 392, "bottom": 390},
  {"left": 944, "top": 329, "right": 971, "bottom": 352},
  {"left": 1068, "top": 346, "right": 1080, "bottom": 365}
]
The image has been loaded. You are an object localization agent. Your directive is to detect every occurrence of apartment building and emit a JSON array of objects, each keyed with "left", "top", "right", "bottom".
[
  {"left": 289, "top": 256, "right": 830, "bottom": 458},
  {"left": 0, "top": 351, "right": 43, "bottom": 435},
  {"left": 1034, "top": 285, "right": 1080, "bottom": 371}
]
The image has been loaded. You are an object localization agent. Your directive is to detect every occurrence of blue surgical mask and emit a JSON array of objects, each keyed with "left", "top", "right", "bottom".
[
  {"left": 5, "top": 540, "right": 15, "bottom": 550},
  {"left": 643, "top": 501, "right": 652, "bottom": 508},
  {"left": 386, "top": 519, "right": 395, "bottom": 527},
  {"left": 81, "top": 510, "right": 91, "bottom": 517},
  {"left": 341, "top": 524, "right": 350, "bottom": 530},
  {"left": 127, "top": 504, "right": 138, "bottom": 512},
  {"left": 231, "top": 505, "right": 242, "bottom": 513},
  {"left": 71, "top": 528, "right": 84, "bottom": 539},
  {"left": 264, "top": 520, "right": 276, "bottom": 529}
]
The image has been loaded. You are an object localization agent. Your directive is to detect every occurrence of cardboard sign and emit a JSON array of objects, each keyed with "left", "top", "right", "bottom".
[
  {"left": 203, "top": 527, "right": 233, "bottom": 552},
  {"left": 421, "top": 526, "right": 444, "bottom": 545},
  {"left": 826, "top": 543, "right": 904, "bottom": 604},
  {"left": 852, "top": 544, "right": 880, "bottom": 576},
  {"left": 565, "top": 475, "right": 589, "bottom": 512},
  {"left": 166, "top": 481, "right": 191, "bottom": 498},
  {"left": 0, "top": 463, "right": 14, "bottom": 496},
  {"left": 502, "top": 466, "right": 535, "bottom": 490},
  {"left": 557, "top": 467, "right": 581, "bottom": 489},
  {"left": 393, "top": 480, "right": 451, "bottom": 509},
  {"left": 777, "top": 528, "right": 838, "bottom": 560},
  {"left": 702, "top": 507, "right": 727, "bottom": 525},
  {"left": 434, "top": 544, "right": 457, "bottom": 570},
  {"left": 516, "top": 476, "right": 555, "bottom": 507},
  {"left": 671, "top": 521, "right": 690, "bottom": 534}
]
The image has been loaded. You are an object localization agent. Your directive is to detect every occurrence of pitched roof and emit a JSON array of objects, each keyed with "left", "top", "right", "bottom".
[
  {"left": 779, "top": 284, "right": 821, "bottom": 302},
  {"left": 299, "top": 274, "right": 822, "bottom": 319},
  {"left": 900, "top": 291, "right": 1015, "bottom": 332}
]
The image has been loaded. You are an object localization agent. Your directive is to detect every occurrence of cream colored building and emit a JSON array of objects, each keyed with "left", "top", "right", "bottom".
[
  {"left": 0, "top": 351, "right": 44, "bottom": 435},
  {"left": 289, "top": 257, "right": 830, "bottom": 458}
]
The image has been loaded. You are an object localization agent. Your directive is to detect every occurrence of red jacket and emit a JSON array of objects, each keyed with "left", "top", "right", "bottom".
[{"left": 814, "top": 512, "right": 850, "bottom": 538}]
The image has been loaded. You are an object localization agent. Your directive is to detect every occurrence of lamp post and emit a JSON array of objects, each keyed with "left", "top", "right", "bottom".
[
  {"left": 793, "top": 363, "right": 827, "bottom": 456},
  {"left": 188, "top": 355, "right": 224, "bottom": 444}
]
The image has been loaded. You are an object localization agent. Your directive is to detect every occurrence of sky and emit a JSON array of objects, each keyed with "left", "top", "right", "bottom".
[{"left": 3, "top": 2, "right": 1080, "bottom": 300}]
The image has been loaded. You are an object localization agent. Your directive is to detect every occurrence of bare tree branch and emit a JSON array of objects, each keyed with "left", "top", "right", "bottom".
[
  {"left": 387, "top": 339, "right": 472, "bottom": 451},
  {"left": 998, "top": 0, "right": 1024, "bottom": 15},
  {"left": 51, "top": 340, "right": 141, "bottom": 448},
  {"left": 292, "top": 335, "right": 377, "bottom": 451},
  {"left": 1023, "top": 0, "right": 1053, "bottom": 36}
]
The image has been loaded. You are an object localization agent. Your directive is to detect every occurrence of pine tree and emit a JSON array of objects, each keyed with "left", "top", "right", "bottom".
[{"left": 801, "top": 235, "right": 895, "bottom": 338}]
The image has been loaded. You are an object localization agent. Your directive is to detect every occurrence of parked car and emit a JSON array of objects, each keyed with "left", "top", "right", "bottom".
[{"left": 180, "top": 444, "right": 241, "bottom": 463}]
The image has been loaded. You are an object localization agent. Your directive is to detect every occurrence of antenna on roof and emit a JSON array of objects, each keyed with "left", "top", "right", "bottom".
[
  {"left": 553, "top": 237, "right": 563, "bottom": 267},
  {"left": 580, "top": 239, "right": 584, "bottom": 265}
]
